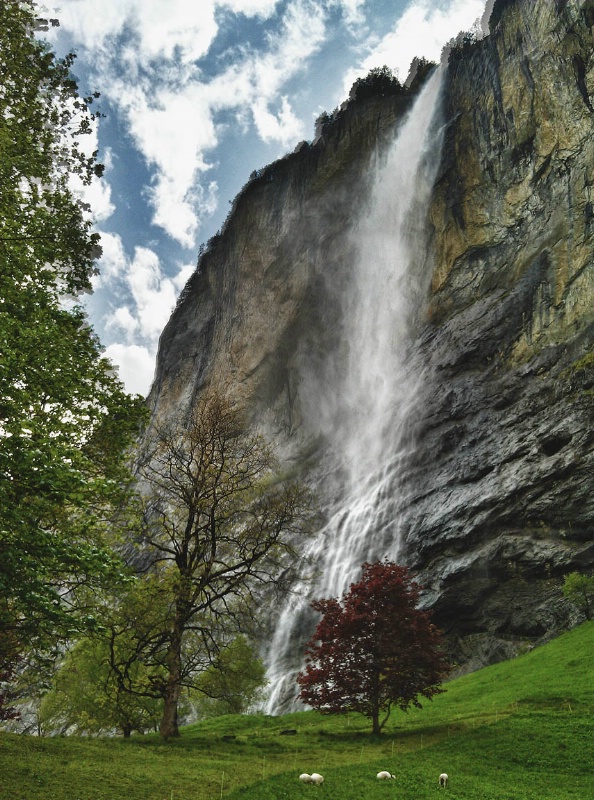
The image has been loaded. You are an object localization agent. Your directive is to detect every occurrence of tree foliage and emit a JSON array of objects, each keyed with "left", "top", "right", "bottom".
[
  {"left": 0, "top": 0, "right": 146, "bottom": 676},
  {"left": 349, "top": 66, "right": 405, "bottom": 102},
  {"left": 39, "top": 636, "right": 163, "bottom": 737},
  {"left": 0, "top": 630, "right": 21, "bottom": 722},
  {"left": 297, "top": 561, "right": 449, "bottom": 735},
  {"left": 562, "top": 572, "right": 594, "bottom": 620},
  {"left": 126, "top": 392, "right": 313, "bottom": 737},
  {"left": 405, "top": 57, "right": 437, "bottom": 94},
  {"left": 193, "top": 635, "right": 266, "bottom": 718}
]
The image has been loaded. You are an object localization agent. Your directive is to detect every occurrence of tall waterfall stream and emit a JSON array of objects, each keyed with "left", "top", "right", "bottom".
[{"left": 264, "top": 67, "right": 446, "bottom": 713}]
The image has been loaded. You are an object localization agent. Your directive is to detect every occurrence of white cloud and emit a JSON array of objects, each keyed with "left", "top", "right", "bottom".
[
  {"left": 126, "top": 247, "right": 178, "bottom": 340},
  {"left": 102, "top": 242, "right": 192, "bottom": 345},
  {"left": 49, "top": 0, "right": 281, "bottom": 65},
  {"left": 51, "top": 0, "right": 331, "bottom": 248},
  {"left": 84, "top": 178, "right": 115, "bottom": 223},
  {"left": 103, "top": 343, "right": 156, "bottom": 396},
  {"left": 252, "top": 0, "right": 327, "bottom": 98},
  {"left": 252, "top": 95, "right": 304, "bottom": 145},
  {"left": 106, "top": 306, "right": 138, "bottom": 338},
  {"left": 148, "top": 181, "right": 200, "bottom": 249},
  {"left": 172, "top": 263, "right": 196, "bottom": 293},
  {"left": 101, "top": 248, "right": 174, "bottom": 343},
  {"left": 330, "top": 0, "right": 366, "bottom": 26},
  {"left": 99, "top": 243, "right": 196, "bottom": 395},
  {"left": 94, "top": 232, "right": 128, "bottom": 286},
  {"left": 111, "top": 83, "right": 219, "bottom": 247},
  {"left": 222, "top": 0, "right": 280, "bottom": 14},
  {"left": 208, "top": 0, "right": 327, "bottom": 146},
  {"left": 50, "top": 0, "right": 218, "bottom": 63},
  {"left": 342, "top": 0, "right": 486, "bottom": 88}
]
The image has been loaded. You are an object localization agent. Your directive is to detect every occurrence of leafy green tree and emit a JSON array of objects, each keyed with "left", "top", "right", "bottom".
[
  {"left": 349, "top": 66, "right": 405, "bottom": 102},
  {"left": 128, "top": 392, "right": 313, "bottom": 738},
  {"left": 297, "top": 561, "right": 449, "bottom": 735},
  {"left": 39, "top": 636, "right": 162, "bottom": 737},
  {"left": 91, "top": 569, "right": 173, "bottom": 715},
  {"left": 0, "top": 1, "right": 146, "bottom": 674},
  {"left": 193, "top": 635, "right": 267, "bottom": 718},
  {"left": 562, "top": 572, "right": 594, "bottom": 620},
  {"left": 0, "top": 631, "right": 21, "bottom": 722},
  {"left": 90, "top": 569, "right": 263, "bottom": 727}
]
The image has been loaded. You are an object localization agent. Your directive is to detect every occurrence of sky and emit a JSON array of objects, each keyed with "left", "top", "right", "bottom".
[{"left": 42, "top": 0, "right": 489, "bottom": 396}]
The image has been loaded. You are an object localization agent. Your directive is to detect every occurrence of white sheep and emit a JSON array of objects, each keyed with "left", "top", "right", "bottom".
[
  {"left": 439, "top": 772, "right": 449, "bottom": 788},
  {"left": 299, "top": 774, "right": 313, "bottom": 783},
  {"left": 310, "top": 773, "right": 324, "bottom": 785},
  {"left": 376, "top": 771, "right": 395, "bottom": 780}
]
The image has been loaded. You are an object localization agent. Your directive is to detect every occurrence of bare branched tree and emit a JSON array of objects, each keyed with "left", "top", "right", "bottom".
[{"left": 134, "top": 392, "right": 314, "bottom": 737}]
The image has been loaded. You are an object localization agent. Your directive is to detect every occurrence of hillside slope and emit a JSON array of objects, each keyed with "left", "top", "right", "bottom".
[{"left": 1, "top": 621, "right": 593, "bottom": 799}]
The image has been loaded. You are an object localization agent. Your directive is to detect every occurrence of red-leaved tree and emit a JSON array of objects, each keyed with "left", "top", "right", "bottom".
[{"left": 297, "top": 561, "right": 449, "bottom": 734}]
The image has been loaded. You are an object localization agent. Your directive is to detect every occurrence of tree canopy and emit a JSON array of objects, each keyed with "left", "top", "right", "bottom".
[
  {"left": 349, "top": 66, "right": 406, "bottom": 102},
  {"left": 562, "top": 572, "right": 594, "bottom": 620},
  {"left": 0, "top": 0, "right": 146, "bottom": 698},
  {"left": 192, "top": 635, "right": 267, "bottom": 718},
  {"left": 297, "top": 561, "right": 449, "bottom": 735},
  {"left": 39, "top": 636, "right": 163, "bottom": 737}
]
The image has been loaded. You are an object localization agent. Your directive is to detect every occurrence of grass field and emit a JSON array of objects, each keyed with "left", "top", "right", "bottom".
[{"left": 1, "top": 621, "right": 593, "bottom": 799}]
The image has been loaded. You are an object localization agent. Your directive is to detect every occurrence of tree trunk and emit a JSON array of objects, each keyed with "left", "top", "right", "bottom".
[
  {"left": 370, "top": 664, "right": 382, "bottom": 735},
  {"left": 371, "top": 707, "right": 381, "bottom": 736},
  {"left": 159, "top": 624, "right": 184, "bottom": 738},
  {"left": 160, "top": 678, "right": 180, "bottom": 738}
]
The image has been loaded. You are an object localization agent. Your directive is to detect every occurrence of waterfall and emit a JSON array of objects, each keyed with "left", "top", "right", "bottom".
[{"left": 264, "top": 66, "right": 446, "bottom": 714}]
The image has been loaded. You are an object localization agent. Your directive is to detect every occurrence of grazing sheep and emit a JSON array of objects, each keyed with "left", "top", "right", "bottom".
[
  {"left": 376, "top": 771, "right": 395, "bottom": 780},
  {"left": 299, "top": 774, "right": 313, "bottom": 783},
  {"left": 310, "top": 773, "right": 324, "bottom": 785},
  {"left": 439, "top": 773, "right": 448, "bottom": 788}
]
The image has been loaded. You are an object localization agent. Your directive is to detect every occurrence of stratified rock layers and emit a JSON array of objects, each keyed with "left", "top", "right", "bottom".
[
  {"left": 401, "top": 0, "right": 594, "bottom": 667},
  {"left": 146, "top": 0, "right": 594, "bottom": 670}
]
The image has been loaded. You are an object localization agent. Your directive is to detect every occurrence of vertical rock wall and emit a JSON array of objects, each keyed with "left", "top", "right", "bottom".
[
  {"left": 143, "top": 0, "right": 594, "bottom": 672},
  {"left": 147, "top": 92, "right": 415, "bottom": 447},
  {"left": 400, "top": 0, "right": 594, "bottom": 669}
]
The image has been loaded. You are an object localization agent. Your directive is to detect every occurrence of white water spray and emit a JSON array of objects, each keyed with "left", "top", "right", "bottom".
[{"left": 265, "top": 67, "right": 446, "bottom": 713}]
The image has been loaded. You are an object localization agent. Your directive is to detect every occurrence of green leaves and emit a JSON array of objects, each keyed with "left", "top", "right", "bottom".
[
  {"left": 0, "top": 0, "right": 146, "bottom": 679},
  {"left": 562, "top": 571, "right": 594, "bottom": 620},
  {"left": 39, "top": 636, "right": 163, "bottom": 736},
  {"left": 193, "top": 635, "right": 267, "bottom": 717}
]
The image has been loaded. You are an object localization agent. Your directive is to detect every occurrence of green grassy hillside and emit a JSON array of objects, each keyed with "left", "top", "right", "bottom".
[{"left": 1, "top": 622, "right": 593, "bottom": 799}]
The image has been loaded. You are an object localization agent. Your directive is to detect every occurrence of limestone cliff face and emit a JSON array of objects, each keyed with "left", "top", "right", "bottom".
[
  {"left": 147, "top": 89, "right": 417, "bottom": 442},
  {"left": 146, "top": 0, "right": 594, "bottom": 672},
  {"left": 400, "top": 0, "right": 594, "bottom": 668}
]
